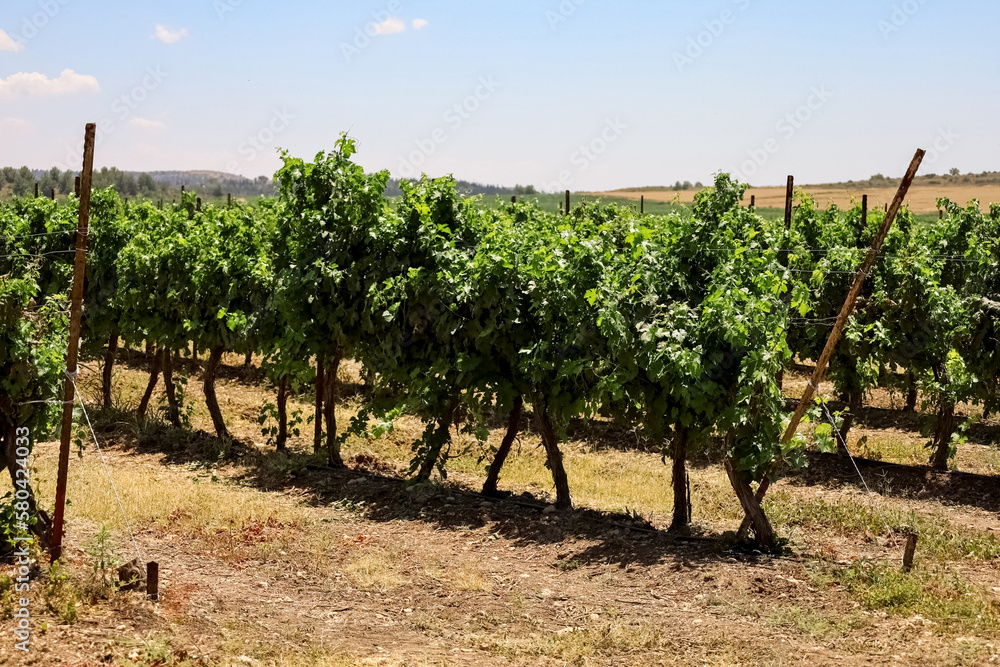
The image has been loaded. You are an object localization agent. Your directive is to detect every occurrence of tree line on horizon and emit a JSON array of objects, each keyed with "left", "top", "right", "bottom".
[{"left": 1, "top": 166, "right": 543, "bottom": 203}]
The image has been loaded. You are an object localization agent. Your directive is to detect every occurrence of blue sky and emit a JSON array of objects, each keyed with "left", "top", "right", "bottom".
[{"left": 0, "top": 0, "right": 996, "bottom": 190}]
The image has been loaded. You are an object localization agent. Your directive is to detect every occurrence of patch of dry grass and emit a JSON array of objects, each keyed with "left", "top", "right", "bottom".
[
  {"left": 465, "top": 614, "right": 667, "bottom": 663},
  {"left": 453, "top": 560, "right": 492, "bottom": 592},
  {"left": 30, "top": 441, "right": 312, "bottom": 538},
  {"left": 345, "top": 546, "right": 408, "bottom": 591}
]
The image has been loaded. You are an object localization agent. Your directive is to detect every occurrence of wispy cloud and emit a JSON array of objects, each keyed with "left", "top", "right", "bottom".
[
  {"left": 372, "top": 16, "right": 406, "bottom": 35},
  {"left": 0, "top": 69, "right": 99, "bottom": 98},
  {"left": 412, "top": 19, "right": 429, "bottom": 30},
  {"left": 153, "top": 24, "right": 188, "bottom": 44},
  {"left": 0, "top": 117, "right": 31, "bottom": 131},
  {"left": 0, "top": 29, "right": 25, "bottom": 52},
  {"left": 131, "top": 117, "right": 166, "bottom": 130}
]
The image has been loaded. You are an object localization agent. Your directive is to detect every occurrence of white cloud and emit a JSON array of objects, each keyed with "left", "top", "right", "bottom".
[
  {"left": 0, "top": 117, "right": 31, "bottom": 131},
  {"left": 412, "top": 19, "right": 429, "bottom": 30},
  {"left": 153, "top": 24, "right": 188, "bottom": 44},
  {"left": 0, "top": 29, "right": 25, "bottom": 52},
  {"left": 130, "top": 117, "right": 166, "bottom": 130},
  {"left": 372, "top": 16, "right": 406, "bottom": 35},
  {"left": 0, "top": 69, "right": 99, "bottom": 98}
]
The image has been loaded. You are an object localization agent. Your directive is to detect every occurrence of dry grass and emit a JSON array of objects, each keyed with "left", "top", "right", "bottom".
[
  {"left": 345, "top": 546, "right": 408, "bottom": 591},
  {"left": 594, "top": 184, "right": 1000, "bottom": 214},
  {"left": 465, "top": 614, "right": 667, "bottom": 663},
  {"left": 19, "top": 354, "right": 1000, "bottom": 666},
  {"left": 30, "top": 441, "right": 313, "bottom": 539},
  {"left": 453, "top": 560, "right": 492, "bottom": 592}
]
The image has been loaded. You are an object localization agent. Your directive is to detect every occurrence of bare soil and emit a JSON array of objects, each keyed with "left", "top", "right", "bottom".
[{"left": 1, "top": 357, "right": 999, "bottom": 666}]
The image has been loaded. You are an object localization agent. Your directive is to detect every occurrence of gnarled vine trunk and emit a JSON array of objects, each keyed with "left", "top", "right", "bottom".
[
  {"left": 534, "top": 397, "right": 572, "bottom": 510},
  {"left": 314, "top": 358, "right": 324, "bottom": 454},
  {"left": 669, "top": 425, "right": 691, "bottom": 533},
  {"left": 276, "top": 376, "right": 288, "bottom": 452},
  {"left": 161, "top": 348, "right": 181, "bottom": 428},
  {"left": 930, "top": 399, "right": 957, "bottom": 471},
  {"left": 102, "top": 328, "right": 118, "bottom": 409},
  {"left": 905, "top": 372, "right": 918, "bottom": 412},
  {"left": 482, "top": 395, "right": 523, "bottom": 497},
  {"left": 204, "top": 346, "right": 230, "bottom": 440},
  {"left": 417, "top": 399, "right": 457, "bottom": 481},
  {"left": 724, "top": 456, "right": 775, "bottom": 548},
  {"left": 837, "top": 388, "right": 863, "bottom": 454},
  {"left": 137, "top": 343, "right": 162, "bottom": 418},
  {"left": 322, "top": 352, "right": 344, "bottom": 467},
  {"left": 929, "top": 363, "right": 959, "bottom": 471}
]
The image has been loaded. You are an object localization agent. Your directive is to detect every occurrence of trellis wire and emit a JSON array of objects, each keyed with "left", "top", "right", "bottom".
[
  {"left": 818, "top": 396, "right": 905, "bottom": 560},
  {"left": 67, "top": 373, "right": 145, "bottom": 564}
]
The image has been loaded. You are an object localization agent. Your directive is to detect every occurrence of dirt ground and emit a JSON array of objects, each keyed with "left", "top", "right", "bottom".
[
  {"left": 1, "top": 356, "right": 999, "bottom": 666},
  {"left": 593, "top": 184, "right": 1000, "bottom": 214}
]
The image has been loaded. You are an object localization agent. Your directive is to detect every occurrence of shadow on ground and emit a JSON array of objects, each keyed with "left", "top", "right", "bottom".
[
  {"left": 86, "top": 404, "right": 757, "bottom": 571},
  {"left": 85, "top": 380, "right": 999, "bottom": 574},
  {"left": 783, "top": 451, "right": 1000, "bottom": 516}
]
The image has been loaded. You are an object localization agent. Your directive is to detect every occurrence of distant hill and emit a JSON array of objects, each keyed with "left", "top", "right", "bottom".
[
  {"left": 812, "top": 170, "right": 1000, "bottom": 190},
  {"left": 1, "top": 167, "right": 276, "bottom": 200},
  {"left": 140, "top": 170, "right": 263, "bottom": 187}
]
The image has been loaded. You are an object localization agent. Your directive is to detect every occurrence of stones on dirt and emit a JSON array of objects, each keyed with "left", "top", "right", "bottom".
[{"left": 543, "top": 505, "right": 557, "bottom": 515}]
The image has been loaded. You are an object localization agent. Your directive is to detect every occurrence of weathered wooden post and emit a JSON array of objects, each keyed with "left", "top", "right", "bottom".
[{"left": 51, "top": 123, "right": 97, "bottom": 563}]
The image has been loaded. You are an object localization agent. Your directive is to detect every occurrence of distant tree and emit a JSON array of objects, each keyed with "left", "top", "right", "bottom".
[
  {"left": 137, "top": 172, "right": 157, "bottom": 195},
  {"left": 12, "top": 167, "right": 34, "bottom": 196},
  {"left": 949, "top": 168, "right": 961, "bottom": 176},
  {"left": 60, "top": 169, "right": 74, "bottom": 195}
]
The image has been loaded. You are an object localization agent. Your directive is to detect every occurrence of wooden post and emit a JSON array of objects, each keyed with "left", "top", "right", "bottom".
[
  {"left": 902, "top": 533, "right": 918, "bottom": 572},
  {"left": 74, "top": 176, "right": 80, "bottom": 197},
  {"left": 50, "top": 188, "right": 56, "bottom": 201},
  {"left": 227, "top": 193, "right": 232, "bottom": 208},
  {"left": 774, "top": 178, "right": 795, "bottom": 392},
  {"left": 511, "top": 195, "right": 517, "bottom": 204},
  {"left": 147, "top": 561, "right": 159, "bottom": 601},
  {"left": 939, "top": 209, "right": 943, "bottom": 220},
  {"left": 640, "top": 195, "right": 644, "bottom": 215},
  {"left": 34, "top": 183, "right": 39, "bottom": 198},
  {"left": 565, "top": 190, "right": 570, "bottom": 216},
  {"left": 784, "top": 176, "right": 794, "bottom": 229},
  {"left": 780, "top": 149, "right": 925, "bottom": 445},
  {"left": 196, "top": 197, "right": 202, "bottom": 212},
  {"left": 181, "top": 185, "right": 185, "bottom": 195},
  {"left": 50, "top": 123, "right": 96, "bottom": 563},
  {"left": 750, "top": 194, "right": 755, "bottom": 209}
]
